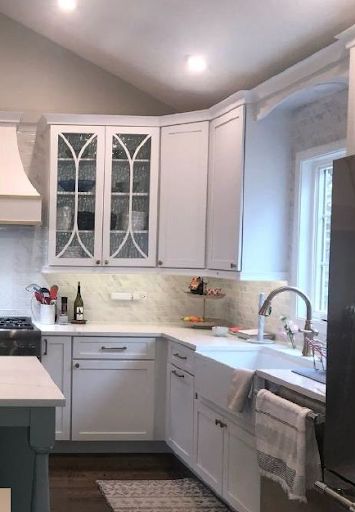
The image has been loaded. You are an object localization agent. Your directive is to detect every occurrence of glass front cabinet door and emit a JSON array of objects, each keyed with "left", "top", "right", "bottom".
[
  {"left": 49, "top": 126, "right": 105, "bottom": 266},
  {"left": 102, "top": 127, "right": 159, "bottom": 267}
]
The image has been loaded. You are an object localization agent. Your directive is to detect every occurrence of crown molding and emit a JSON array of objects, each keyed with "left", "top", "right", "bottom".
[{"left": 336, "top": 24, "right": 355, "bottom": 49}]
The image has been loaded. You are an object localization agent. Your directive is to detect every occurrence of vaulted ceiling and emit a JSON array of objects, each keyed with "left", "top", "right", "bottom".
[{"left": 0, "top": 0, "right": 354, "bottom": 111}]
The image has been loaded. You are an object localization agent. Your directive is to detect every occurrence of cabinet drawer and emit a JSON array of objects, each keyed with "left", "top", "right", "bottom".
[
  {"left": 73, "top": 337, "right": 156, "bottom": 360},
  {"left": 168, "top": 342, "right": 195, "bottom": 374}
]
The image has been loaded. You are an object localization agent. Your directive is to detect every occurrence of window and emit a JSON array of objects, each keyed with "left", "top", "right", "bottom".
[
  {"left": 313, "top": 163, "right": 333, "bottom": 315},
  {"left": 293, "top": 142, "right": 346, "bottom": 330}
]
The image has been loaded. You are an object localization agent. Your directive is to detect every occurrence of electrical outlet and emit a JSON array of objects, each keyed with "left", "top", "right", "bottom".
[{"left": 132, "top": 291, "right": 148, "bottom": 300}]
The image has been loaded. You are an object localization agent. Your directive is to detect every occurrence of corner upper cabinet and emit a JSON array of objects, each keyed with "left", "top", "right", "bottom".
[
  {"left": 48, "top": 126, "right": 105, "bottom": 266},
  {"left": 207, "top": 107, "right": 245, "bottom": 271},
  {"left": 102, "top": 127, "right": 160, "bottom": 267},
  {"left": 158, "top": 122, "right": 209, "bottom": 268}
]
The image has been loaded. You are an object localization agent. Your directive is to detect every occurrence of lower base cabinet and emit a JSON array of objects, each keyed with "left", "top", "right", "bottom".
[
  {"left": 166, "top": 363, "right": 194, "bottom": 465},
  {"left": 194, "top": 400, "right": 224, "bottom": 495},
  {"left": 71, "top": 359, "right": 155, "bottom": 441},
  {"left": 41, "top": 336, "right": 72, "bottom": 440},
  {"left": 223, "top": 419, "right": 260, "bottom": 512},
  {"left": 194, "top": 399, "right": 260, "bottom": 512}
]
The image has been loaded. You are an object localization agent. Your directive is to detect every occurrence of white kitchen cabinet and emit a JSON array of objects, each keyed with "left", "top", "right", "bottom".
[
  {"left": 193, "top": 399, "right": 260, "bottom": 512},
  {"left": 207, "top": 106, "right": 245, "bottom": 271},
  {"left": 159, "top": 122, "right": 209, "bottom": 268},
  {"left": 73, "top": 336, "right": 156, "bottom": 360},
  {"left": 47, "top": 123, "right": 159, "bottom": 268},
  {"left": 41, "top": 336, "right": 72, "bottom": 440},
  {"left": 194, "top": 400, "right": 224, "bottom": 495},
  {"left": 166, "top": 363, "right": 194, "bottom": 465},
  {"left": 71, "top": 359, "right": 155, "bottom": 441},
  {"left": 223, "top": 419, "right": 260, "bottom": 512},
  {"left": 102, "top": 126, "right": 160, "bottom": 267},
  {"left": 48, "top": 126, "right": 106, "bottom": 266}
]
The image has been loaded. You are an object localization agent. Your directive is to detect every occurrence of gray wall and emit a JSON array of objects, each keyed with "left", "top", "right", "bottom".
[{"left": 0, "top": 13, "right": 173, "bottom": 122}]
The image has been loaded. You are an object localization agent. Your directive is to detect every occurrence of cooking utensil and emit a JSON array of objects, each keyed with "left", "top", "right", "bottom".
[
  {"left": 40, "top": 288, "right": 50, "bottom": 304},
  {"left": 25, "top": 283, "right": 41, "bottom": 293},
  {"left": 35, "top": 291, "right": 44, "bottom": 304},
  {"left": 50, "top": 285, "right": 59, "bottom": 301}
]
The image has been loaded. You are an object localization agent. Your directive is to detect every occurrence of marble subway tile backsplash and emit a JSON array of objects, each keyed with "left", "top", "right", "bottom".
[{"left": 0, "top": 225, "right": 289, "bottom": 334}]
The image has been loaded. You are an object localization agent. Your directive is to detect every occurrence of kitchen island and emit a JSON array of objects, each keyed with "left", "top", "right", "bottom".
[{"left": 0, "top": 357, "right": 64, "bottom": 512}]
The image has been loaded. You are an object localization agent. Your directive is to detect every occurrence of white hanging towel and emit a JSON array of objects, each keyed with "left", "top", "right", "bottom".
[
  {"left": 227, "top": 368, "right": 255, "bottom": 413},
  {"left": 255, "top": 389, "right": 321, "bottom": 502}
]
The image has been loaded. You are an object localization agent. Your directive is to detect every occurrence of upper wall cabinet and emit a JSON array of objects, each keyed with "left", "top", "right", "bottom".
[
  {"left": 159, "top": 122, "right": 209, "bottom": 269},
  {"left": 103, "top": 127, "right": 159, "bottom": 267},
  {"left": 207, "top": 107, "right": 245, "bottom": 272},
  {"left": 49, "top": 125, "right": 106, "bottom": 266},
  {"left": 48, "top": 124, "right": 159, "bottom": 267},
  {"left": 44, "top": 103, "right": 289, "bottom": 279}
]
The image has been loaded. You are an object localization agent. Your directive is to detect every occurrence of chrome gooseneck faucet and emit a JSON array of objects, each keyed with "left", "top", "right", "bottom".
[{"left": 258, "top": 286, "right": 318, "bottom": 356}]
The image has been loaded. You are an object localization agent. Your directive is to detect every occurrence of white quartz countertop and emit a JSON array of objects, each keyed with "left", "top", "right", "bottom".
[
  {"left": 256, "top": 369, "right": 326, "bottom": 403},
  {"left": 35, "top": 322, "right": 326, "bottom": 402},
  {"left": 36, "top": 323, "right": 251, "bottom": 350},
  {"left": 0, "top": 357, "right": 65, "bottom": 407}
]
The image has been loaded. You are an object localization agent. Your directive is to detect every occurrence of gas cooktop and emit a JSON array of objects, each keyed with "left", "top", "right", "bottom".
[
  {"left": 0, "top": 317, "right": 40, "bottom": 356},
  {"left": 0, "top": 317, "right": 35, "bottom": 330}
]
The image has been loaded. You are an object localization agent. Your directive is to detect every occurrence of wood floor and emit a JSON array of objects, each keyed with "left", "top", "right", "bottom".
[{"left": 49, "top": 453, "right": 192, "bottom": 512}]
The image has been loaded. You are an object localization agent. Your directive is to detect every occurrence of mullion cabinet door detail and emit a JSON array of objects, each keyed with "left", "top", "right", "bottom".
[
  {"left": 103, "top": 127, "right": 159, "bottom": 267},
  {"left": 49, "top": 126, "right": 105, "bottom": 266}
]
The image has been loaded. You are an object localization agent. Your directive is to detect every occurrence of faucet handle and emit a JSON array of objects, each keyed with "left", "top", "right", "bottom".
[{"left": 299, "top": 327, "right": 319, "bottom": 337}]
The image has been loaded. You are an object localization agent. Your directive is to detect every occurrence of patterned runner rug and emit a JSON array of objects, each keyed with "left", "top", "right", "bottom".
[{"left": 96, "top": 477, "right": 231, "bottom": 511}]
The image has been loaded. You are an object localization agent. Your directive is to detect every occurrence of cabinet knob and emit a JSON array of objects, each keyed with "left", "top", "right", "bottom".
[
  {"left": 95, "top": 260, "right": 101, "bottom": 265},
  {"left": 74, "top": 363, "right": 80, "bottom": 369},
  {"left": 158, "top": 260, "right": 163, "bottom": 266},
  {"left": 104, "top": 260, "right": 109, "bottom": 265},
  {"left": 230, "top": 263, "right": 237, "bottom": 269}
]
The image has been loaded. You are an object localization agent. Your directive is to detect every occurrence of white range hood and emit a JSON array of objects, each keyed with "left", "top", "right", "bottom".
[{"left": 0, "top": 112, "right": 41, "bottom": 225}]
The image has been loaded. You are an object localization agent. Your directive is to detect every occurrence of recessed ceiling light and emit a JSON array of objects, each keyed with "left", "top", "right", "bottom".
[
  {"left": 187, "top": 55, "right": 207, "bottom": 73},
  {"left": 58, "top": 0, "right": 77, "bottom": 12}
]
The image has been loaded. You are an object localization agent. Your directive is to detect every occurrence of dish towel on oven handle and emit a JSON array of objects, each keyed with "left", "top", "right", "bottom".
[{"left": 255, "top": 389, "right": 321, "bottom": 502}]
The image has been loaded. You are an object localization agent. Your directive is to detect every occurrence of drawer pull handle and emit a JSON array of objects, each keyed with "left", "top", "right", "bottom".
[
  {"left": 215, "top": 419, "right": 227, "bottom": 428},
  {"left": 172, "top": 370, "right": 185, "bottom": 378},
  {"left": 43, "top": 338, "right": 48, "bottom": 356},
  {"left": 173, "top": 353, "right": 187, "bottom": 360},
  {"left": 101, "top": 346, "right": 128, "bottom": 351}
]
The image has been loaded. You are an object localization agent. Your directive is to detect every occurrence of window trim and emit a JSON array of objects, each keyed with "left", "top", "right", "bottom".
[{"left": 291, "top": 140, "right": 346, "bottom": 337}]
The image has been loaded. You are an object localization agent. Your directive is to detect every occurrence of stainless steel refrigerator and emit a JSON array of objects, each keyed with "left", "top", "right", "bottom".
[{"left": 322, "top": 155, "right": 355, "bottom": 507}]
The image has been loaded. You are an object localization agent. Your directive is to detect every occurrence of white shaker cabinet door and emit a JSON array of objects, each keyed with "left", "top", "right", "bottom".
[
  {"left": 166, "top": 364, "right": 194, "bottom": 465},
  {"left": 71, "top": 360, "right": 155, "bottom": 441},
  {"left": 41, "top": 336, "right": 72, "bottom": 440},
  {"left": 207, "top": 106, "right": 245, "bottom": 271},
  {"left": 223, "top": 419, "right": 260, "bottom": 512},
  {"left": 194, "top": 400, "right": 224, "bottom": 495},
  {"left": 159, "top": 122, "right": 209, "bottom": 269}
]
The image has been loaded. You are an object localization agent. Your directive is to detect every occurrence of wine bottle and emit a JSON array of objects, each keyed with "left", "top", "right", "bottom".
[{"left": 74, "top": 282, "right": 84, "bottom": 321}]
